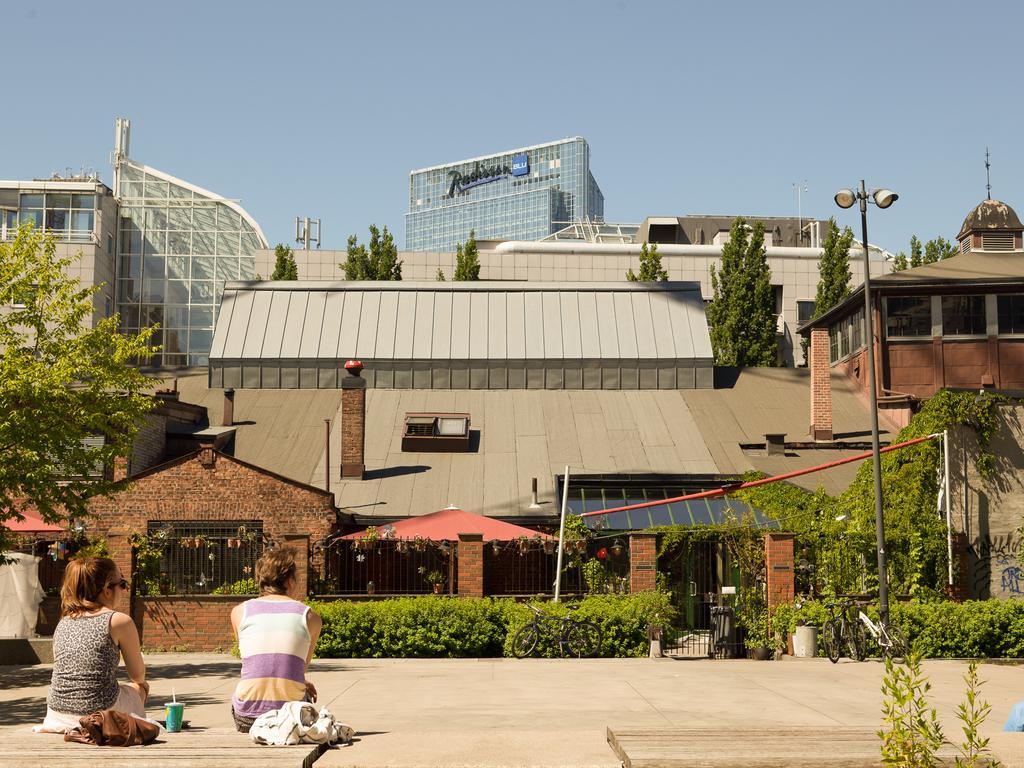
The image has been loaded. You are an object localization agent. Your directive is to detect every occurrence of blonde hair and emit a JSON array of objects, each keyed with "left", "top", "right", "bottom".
[
  {"left": 255, "top": 547, "right": 297, "bottom": 595},
  {"left": 61, "top": 557, "right": 119, "bottom": 617}
]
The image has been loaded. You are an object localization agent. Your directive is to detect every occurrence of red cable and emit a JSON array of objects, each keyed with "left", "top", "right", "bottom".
[{"left": 579, "top": 434, "right": 938, "bottom": 518}]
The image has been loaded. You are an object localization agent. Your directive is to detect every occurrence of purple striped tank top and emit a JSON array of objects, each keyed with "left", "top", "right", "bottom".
[{"left": 231, "top": 598, "right": 311, "bottom": 719}]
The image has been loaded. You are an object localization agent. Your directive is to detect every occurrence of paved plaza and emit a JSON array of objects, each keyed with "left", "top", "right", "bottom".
[{"left": 2, "top": 655, "right": 1023, "bottom": 767}]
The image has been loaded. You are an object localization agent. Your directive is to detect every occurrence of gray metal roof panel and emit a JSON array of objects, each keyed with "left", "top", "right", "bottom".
[
  {"left": 210, "top": 282, "right": 713, "bottom": 366},
  {"left": 299, "top": 292, "right": 327, "bottom": 358},
  {"left": 280, "top": 291, "right": 308, "bottom": 357},
  {"left": 262, "top": 291, "right": 290, "bottom": 358},
  {"left": 319, "top": 291, "right": 345, "bottom": 360}
]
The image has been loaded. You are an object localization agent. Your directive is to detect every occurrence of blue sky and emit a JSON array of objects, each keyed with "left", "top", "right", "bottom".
[{"left": 5, "top": 1, "right": 1022, "bottom": 253}]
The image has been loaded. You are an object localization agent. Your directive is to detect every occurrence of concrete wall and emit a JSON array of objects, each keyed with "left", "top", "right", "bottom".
[{"left": 949, "top": 406, "right": 1024, "bottom": 599}]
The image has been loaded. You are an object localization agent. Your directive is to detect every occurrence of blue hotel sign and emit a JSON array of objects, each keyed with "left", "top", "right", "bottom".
[{"left": 446, "top": 151, "right": 530, "bottom": 197}]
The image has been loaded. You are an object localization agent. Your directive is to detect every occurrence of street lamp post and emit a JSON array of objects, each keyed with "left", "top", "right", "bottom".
[{"left": 834, "top": 180, "right": 898, "bottom": 627}]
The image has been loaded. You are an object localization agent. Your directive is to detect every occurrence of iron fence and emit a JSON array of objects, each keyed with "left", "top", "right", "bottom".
[
  {"left": 139, "top": 521, "right": 264, "bottom": 596},
  {"left": 662, "top": 597, "right": 746, "bottom": 659},
  {"left": 483, "top": 537, "right": 629, "bottom": 596},
  {"left": 320, "top": 538, "right": 456, "bottom": 596}
]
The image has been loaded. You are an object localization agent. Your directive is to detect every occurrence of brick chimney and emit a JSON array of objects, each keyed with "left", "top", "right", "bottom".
[
  {"left": 340, "top": 361, "right": 366, "bottom": 479},
  {"left": 222, "top": 388, "right": 235, "bottom": 427},
  {"left": 809, "top": 327, "right": 833, "bottom": 441}
]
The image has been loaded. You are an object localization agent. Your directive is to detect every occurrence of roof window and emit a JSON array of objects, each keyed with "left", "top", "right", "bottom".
[{"left": 402, "top": 413, "right": 471, "bottom": 452}]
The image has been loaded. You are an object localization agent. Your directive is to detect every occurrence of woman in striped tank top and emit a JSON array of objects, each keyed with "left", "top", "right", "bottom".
[{"left": 230, "top": 547, "right": 322, "bottom": 732}]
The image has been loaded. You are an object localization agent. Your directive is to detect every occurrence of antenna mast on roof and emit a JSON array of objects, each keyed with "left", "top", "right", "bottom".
[
  {"left": 111, "top": 117, "right": 131, "bottom": 194},
  {"left": 295, "top": 217, "right": 321, "bottom": 250},
  {"left": 985, "top": 147, "right": 992, "bottom": 200}
]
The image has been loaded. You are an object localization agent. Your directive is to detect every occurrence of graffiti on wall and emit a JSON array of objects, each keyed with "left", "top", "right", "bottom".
[{"left": 967, "top": 534, "right": 1022, "bottom": 598}]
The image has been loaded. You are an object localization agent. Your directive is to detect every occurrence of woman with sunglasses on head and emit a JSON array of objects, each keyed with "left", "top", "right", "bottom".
[{"left": 37, "top": 557, "right": 149, "bottom": 732}]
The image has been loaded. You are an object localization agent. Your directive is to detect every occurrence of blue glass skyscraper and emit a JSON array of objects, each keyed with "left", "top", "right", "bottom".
[{"left": 406, "top": 137, "right": 603, "bottom": 252}]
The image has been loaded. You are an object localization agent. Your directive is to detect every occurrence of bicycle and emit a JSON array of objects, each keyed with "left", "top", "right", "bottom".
[
  {"left": 511, "top": 604, "right": 602, "bottom": 658},
  {"left": 852, "top": 603, "right": 909, "bottom": 660},
  {"left": 822, "top": 599, "right": 865, "bottom": 663}
]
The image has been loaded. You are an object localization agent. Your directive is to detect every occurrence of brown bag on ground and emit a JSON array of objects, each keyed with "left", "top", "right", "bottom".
[{"left": 64, "top": 710, "right": 160, "bottom": 746}]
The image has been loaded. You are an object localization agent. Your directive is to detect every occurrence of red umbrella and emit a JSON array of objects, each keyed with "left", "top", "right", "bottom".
[
  {"left": 343, "top": 507, "right": 554, "bottom": 543},
  {"left": 3, "top": 512, "right": 64, "bottom": 534}
]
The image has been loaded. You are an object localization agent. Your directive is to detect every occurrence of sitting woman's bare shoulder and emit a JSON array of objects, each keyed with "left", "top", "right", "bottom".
[{"left": 108, "top": 610, "right": 134, "bottom": 628}]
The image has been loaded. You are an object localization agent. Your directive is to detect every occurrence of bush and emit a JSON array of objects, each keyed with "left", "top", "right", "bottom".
[
  {"left": 211, "top": 577, "right": 258, "bottom": 595},
  {"left": 310, "top": 593, "right": 676, "bottom": 659},
  {"left": 770, "top": 597, "right": 1024, "bottom": 658}
]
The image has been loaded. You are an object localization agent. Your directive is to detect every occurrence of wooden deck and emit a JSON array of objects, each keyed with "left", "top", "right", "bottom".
[
  {"left": 0, "top": 726, "right": 330, "bottom": 768},
  {"left": 606, "top": 726, "right": 961, "bottom": 768}
]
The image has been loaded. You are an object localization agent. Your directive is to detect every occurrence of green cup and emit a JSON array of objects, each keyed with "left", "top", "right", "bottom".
[{"left": 165, "top": 702, "right": 184, "bottom": 733}]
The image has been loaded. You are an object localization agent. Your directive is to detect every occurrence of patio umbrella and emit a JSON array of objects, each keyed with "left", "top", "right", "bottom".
[
  {"left": 3, "top": 512, "right": 64, "bottom": 534},
  {"left": 343, "top": 507, "right": 555, "bottom": 542}
]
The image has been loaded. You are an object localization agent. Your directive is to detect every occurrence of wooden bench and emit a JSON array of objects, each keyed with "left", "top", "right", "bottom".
[
  {"left": 0, "top": 726, "right": 330, "bottom": 768},
  {"left": 607, "top": 726, "right": 961, "bottom": 767}
]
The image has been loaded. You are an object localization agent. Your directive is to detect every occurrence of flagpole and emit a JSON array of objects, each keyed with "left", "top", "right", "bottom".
[
  {"left": 553, "top": 465, "right": 570, "bottom": 603},
  {"left": 944, "top": 429, "right": 953, "bottom": 588}
]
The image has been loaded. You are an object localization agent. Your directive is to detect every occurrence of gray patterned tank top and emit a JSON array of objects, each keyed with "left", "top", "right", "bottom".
[{"left": 47, "top": 611, "right": 120, "bottom": 714}]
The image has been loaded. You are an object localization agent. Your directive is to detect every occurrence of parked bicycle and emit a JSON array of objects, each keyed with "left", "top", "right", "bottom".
[
  {"left": 511, "top": 604, "right": 602, "bottom": 658},
  {"left": 822, "top": 599, "right": 865, "bottom": 663},
  {"left": 822, "top": 598, "right": 909, "bottom": 663}
]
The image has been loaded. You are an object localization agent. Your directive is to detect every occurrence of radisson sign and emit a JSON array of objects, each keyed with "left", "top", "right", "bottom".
[{"left": 446, "top": 151, "right": 530, "bottom": 197}]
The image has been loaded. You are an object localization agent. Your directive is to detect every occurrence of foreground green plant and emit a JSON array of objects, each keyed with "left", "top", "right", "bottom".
[
  {"left": 879, "top": 654, "right": 944, "bottom": 767},
  {"left": 953, "top": 662, "right": 1001, "bottom": 768},
  {"left": 878, "top": 655, "right": 1001, "bottom": 767}
]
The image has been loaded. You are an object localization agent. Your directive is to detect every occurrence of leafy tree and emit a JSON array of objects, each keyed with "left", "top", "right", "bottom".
[
  {"left": 909, "top": 235, "right": 923, "bottom": 268},
  {"left": 813, "top": 218, "right": 854, "bottom": 316},
  {"left": 0, "top": 225, "right": 159, "bottom": 546},
  {"left": 342, "top": 224, "right": 402, "bottom": 280},
  {"left": 892, "top": 235, "right": 956, "bottom": 272},
  {"left": 453, "top": 230, "right": 480, "bottom": 281},
  {"left": 626, "top": 242, "right": 668, "bottom": 281},
  {"left": 923, "top": 236, "right": 957, "bottom": 264},
  {"left": 435, "top": 268, "right": 446, "bottom": 281},
  {"left": 270, "top": 244, "right": 298, "bottom": 280},
  {"left": 707, "top": 217, "right": 777, "bottom": 367}
]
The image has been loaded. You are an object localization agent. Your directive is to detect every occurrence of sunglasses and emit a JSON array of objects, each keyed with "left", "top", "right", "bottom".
[{"left": 107, "top": 578, "right": 130, "bottom": 591}]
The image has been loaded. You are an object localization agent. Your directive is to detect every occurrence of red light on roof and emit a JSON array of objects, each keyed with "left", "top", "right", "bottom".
[{"left": 344, "top": 360, "right": 363, "bottom": 376}]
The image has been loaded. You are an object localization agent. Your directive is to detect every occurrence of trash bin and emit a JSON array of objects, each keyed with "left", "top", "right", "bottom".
[{"left": 709, "top": 605, "right": 737, "bottom": 659}]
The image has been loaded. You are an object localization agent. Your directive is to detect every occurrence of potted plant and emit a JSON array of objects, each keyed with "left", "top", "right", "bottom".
[
  {"left": 491, "top": 540, "right": 501, "bottom": 556},
  {"left": 425, "top": 570, "right": 445, "bottom": 594},
  {"left": 367, "top": 580, "right": 376, "bottom": 596},
  {"left": 413, "top": 536, "right": 426, "bottom": 552},
  {"left": 516, "top": 535, "right": 530, "bottom": 555},
  {"left": 542, "top": 539, "right": 555, "bottom": 555}
]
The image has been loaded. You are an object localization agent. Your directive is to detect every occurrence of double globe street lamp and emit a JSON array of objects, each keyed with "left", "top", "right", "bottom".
[{"left": 834, "top": 181, "right": 898, "bottom": 627}]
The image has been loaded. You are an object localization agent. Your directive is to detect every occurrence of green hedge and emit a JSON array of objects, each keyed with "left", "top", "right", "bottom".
[
  {"left": 310, "top": 593, "right": 676, "bottom": 658},
  {"left": 771, "top": 598, "right": 1024, "bottom": 658}
]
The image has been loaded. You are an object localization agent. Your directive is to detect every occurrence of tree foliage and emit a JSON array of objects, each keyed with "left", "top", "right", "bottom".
[
  {"left": 813, "top": 218, "right": 854, "bottom": 317},
  {"left": 270, "top": 244, "right": 298, "bottom": 280},
  {"left": 453, "top": 230, "right": 480, "bottom": 281},
  {"left": 626, "top": 242, "right": 668, "bottom": 281},
  {"left": 435, "top": 268, "right": 446, "bottom": 281},
  {"left": 342, "top": 225, "right": 402, "bottom": 280},
  {"left": 0, "top": 225, "right": 159, "bottom": 544},
  {"left": 892, "top": 235, "right": 957, "bottom": 273},
  {"left": 707, "top": 217, "right": 777, "bottom": 366}
]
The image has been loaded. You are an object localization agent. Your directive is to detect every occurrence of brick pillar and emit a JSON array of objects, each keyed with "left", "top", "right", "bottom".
[
  {"left": 340, "top": 363, "right": 366, "bottom": 479},
  {"left": 457, "top": 533, "right": 483, "bottom": 597},
  {"left": 765, "top": 532, "right": 795, "bottom": 615},
  {"left": 809, "top": 327, "right": 833, "bottom": 441},
  {"left": 948, "top": 531, "right": 970, "bottom": 601},
  {"left": 284, "top": 534, "right": 310, "bottom": 599},
  {"left": 106, "top": 532, "right": 134, "bottom": 614},
  {"left": 629, "top": 533, "right": 657, "bottom": 592}
]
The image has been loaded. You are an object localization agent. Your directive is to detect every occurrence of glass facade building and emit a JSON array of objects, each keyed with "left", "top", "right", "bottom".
[
  {"left": 406, "top": 137, "right": 603, "bottom": 253},
  {"left": 113, "top": 159, "right": 267, "bottom": 367}
]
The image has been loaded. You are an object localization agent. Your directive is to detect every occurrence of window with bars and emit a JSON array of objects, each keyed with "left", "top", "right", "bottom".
[
  {"left": 942, "top": 295, "right": 986, "bottom": 335},
  {"left": 998, "top": 294, "right": 1024, "bottom": 334},
  {"left": 144, "top": 521, "right": 264, "bottom": 595},
  {"left": 886, "top": 296, "right": 932, "bottom": 338}
]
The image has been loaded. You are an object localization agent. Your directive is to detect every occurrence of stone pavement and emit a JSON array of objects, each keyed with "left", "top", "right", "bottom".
[{"left": 1, "top": 654, "right": 1022, "bottom": 767}]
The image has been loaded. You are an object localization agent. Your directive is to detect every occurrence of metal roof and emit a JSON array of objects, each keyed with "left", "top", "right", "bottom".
[{"left": 210, "top": 282, "right": 713, "bottom": 390}]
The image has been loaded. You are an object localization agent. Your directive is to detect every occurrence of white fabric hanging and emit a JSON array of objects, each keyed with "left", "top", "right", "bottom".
[{"left": 0, "top": 552, "right": 45, "bottom": 638}]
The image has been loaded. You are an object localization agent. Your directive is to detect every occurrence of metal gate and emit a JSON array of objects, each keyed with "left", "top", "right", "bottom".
[{"left": 661, "top": 539, "right": 744, "bottom": 658}]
